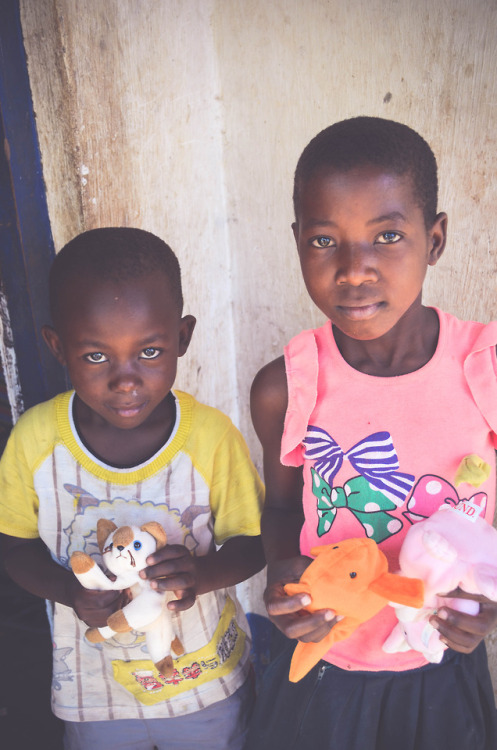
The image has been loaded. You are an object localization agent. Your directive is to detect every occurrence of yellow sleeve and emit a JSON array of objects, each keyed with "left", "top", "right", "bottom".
[
  {"left": 0, "top": 398, "right": 58, "bottom": 539},
  {"left": 183, "top": 399, "right": 264, "bottom": 545}
]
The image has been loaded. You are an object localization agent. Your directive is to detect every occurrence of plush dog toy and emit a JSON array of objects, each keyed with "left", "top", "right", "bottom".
[
  {"left": 70, "top": 519, "right": 183, "bottom": 677},
  {"left": 383, "top": 499, "right": 497, "bottom": 663},
  {"left": 284, "top": 538, "right": 424, "bottom": 682}
]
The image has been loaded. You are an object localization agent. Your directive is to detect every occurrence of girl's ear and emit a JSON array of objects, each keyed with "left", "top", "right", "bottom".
[
  {"left": 178, "top": 315, "right": 196, "bottom": 357},
  {"left": 427, "top": 212, "right": 448, "bottom": 266},
  {"left": 41, "top": 325, "right": 67, "bottom": 365}
]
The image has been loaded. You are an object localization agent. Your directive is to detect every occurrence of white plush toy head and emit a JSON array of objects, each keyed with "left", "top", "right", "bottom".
[{"left": 96, "top": 519, "right": 167, "bottom": 577}]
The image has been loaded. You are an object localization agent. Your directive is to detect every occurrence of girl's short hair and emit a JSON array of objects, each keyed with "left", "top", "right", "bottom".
[{"left": 293, "top": 116, "right": 438, "bottom": 227}]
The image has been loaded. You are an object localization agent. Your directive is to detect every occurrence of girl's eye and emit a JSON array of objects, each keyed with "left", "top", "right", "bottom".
[
  {"left": 133, "top": 541, "right": 142, "bottom": 550},
  {"left": 85, "top": 352, "right": 108, "bottom": 363},
  {"left": 311, "top": 236, "right": 334, "bottom": 248},
  {"left": 376, "top": 231, "right": 402, "bottom": 244},
  {"left": 141, "top": 347, "right": 161, "bottom": 360}
]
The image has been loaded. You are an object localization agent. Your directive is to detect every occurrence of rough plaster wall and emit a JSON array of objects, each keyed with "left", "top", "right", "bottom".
[{"left": 20, "top": 0, "right": 497, "bottom": 690}]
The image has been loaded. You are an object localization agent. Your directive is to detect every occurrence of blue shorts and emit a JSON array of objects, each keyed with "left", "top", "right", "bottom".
[
  {"left": 64, "top": 676, "right": 254, "bottom": 750},
  {"left": 244, "top": 641, "right": 497, "bottom": 750}
]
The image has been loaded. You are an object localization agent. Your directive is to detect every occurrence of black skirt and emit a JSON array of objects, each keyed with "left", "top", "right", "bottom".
[{"left": 244, "top": 641, "right": 497, "bottom": 750}]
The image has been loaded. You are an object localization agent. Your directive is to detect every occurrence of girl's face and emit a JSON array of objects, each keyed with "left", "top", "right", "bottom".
[{"left": 293, "top": 166, "right": 447, "bottom": 342}]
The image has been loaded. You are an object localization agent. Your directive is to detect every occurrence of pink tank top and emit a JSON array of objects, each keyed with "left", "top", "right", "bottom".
[{"left": 282, "top": 309, "right": 497, "bottom": 672}]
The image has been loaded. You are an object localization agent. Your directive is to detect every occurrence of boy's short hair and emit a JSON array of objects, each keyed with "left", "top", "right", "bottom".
[
  {"left": 293, "top": 116, "right": 438, "bottom": 227},
  {"left": 49, "top": 227, "right": 183, "bottom": 323}
]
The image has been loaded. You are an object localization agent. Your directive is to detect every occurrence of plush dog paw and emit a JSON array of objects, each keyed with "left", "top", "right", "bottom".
[
  {"left": 156, "top": 655, "right": 174, "bottom": 678},
  {"left": 171, "top": 636, "right": 184, "bottom": 656},
  {"left": 86, "top": 628, "right": 106, "bottom": 643},
  {"left": 107, "top": 609, "right": 132, "bottom": 633},
  {"left": 70, "top": 551, "right": 95, "bottom": 575}
]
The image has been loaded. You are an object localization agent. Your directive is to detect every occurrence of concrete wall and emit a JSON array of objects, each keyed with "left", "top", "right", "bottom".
[{"left": 19, "top": 0, "right": 497, "bottom": 688}]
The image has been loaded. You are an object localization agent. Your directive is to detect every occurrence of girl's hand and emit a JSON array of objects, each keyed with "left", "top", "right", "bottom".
[
  {"left": 265, "top": 556, "right": 338, "bottom": 643},
  {"left": 429, "top": 588, "right": 497, "bottom": 653},
  {"left": 140, "top": 544, "right": 197, "bottom": 612},
  {"left": 68, "top": 577, "right": 128, "bottom": 627}
]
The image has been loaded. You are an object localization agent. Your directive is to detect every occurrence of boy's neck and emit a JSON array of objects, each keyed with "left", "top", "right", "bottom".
[
  {"left": 332, "top": 306, "right": 440, "bottom": 377},
  {"left": 72, "top": 392, "right": 177, "bottom": 468}
]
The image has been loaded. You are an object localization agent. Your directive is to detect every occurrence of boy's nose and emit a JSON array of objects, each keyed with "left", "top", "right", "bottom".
[
  {"left": 335, "top": 244, "right": 377, "bottom": 286},
  {"left": 108, "top": 365, "right": 142, "bottom": 392}
]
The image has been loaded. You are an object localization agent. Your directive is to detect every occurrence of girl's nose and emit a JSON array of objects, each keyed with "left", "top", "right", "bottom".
[{"left": 335, "top": 244, "right": 377, "bottom": 286}]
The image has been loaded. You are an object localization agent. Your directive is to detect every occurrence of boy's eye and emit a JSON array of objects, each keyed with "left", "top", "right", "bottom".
[
  {"left": 311, "top": 236, "right": 334, "bottom": 248},
  {"left": 140, "top": 347, "right": 161, "bottom": 360},
  {"left": 85, "top": 352, "right": 108, "bottom": 363},
  {"left": 376, "top": 231, "right": 402, "bottom": 244}
]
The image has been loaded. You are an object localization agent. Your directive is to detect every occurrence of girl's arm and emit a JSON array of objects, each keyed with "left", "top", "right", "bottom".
[
  {"left": 250, "top": 356, "right": 337, "bottom": 643},
  {"left": 430, "top": 589, "right": 497, "bottom": 653},
  {"left": 1, "top": 533, "right": 126, "bottom": 626}
]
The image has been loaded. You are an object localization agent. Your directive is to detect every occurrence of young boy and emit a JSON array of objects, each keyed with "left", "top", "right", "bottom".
[{"left": 0, "top": 227, "right": 264, "bottom": 750}]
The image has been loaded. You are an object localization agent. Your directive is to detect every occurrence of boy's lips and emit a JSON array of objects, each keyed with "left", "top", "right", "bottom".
[{"left": 108, "top": 402, "right": 146, "bottom": 417}]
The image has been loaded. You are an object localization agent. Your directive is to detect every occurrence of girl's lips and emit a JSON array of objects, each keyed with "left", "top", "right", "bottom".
[{"left": 338, "top": 302, "right": 383, "bottom": 320}]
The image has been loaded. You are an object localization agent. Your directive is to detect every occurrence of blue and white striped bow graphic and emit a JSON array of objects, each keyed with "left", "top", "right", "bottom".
[{"left": 303, "top": 426, "right": 415, "bottom": 507}]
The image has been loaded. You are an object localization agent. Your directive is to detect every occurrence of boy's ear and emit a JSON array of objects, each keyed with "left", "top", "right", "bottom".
[
  {"left": 292, "top": 221, "right": 299, "bottom": 245},
  {"left": 178, "top": 315, "right": 196, "bottom": 357},
  {"left": 427, "top": 212, "right": 448, "bottom": 266},
  {"left": 41, "top": 325, "right": 67, "bottom": 365}
]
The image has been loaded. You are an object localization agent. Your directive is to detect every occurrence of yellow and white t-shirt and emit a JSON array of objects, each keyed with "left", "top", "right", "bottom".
[{"left": 0, "top": 389, "right": 263, "bottom": 721}]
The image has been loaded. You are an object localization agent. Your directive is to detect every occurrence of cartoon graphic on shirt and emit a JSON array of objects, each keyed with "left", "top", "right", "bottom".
[
  {"left": 63, "top": 484, "right": 212, "bottom": 562},
  {"left": 304, "top": 427, "right": 415, "bottom": 543},
  {"left": 52, "top": 646, "right": 73, "bottom": 690},
  {"left": 403, "top": 474, "right": 488, "bottom": 524},
  {"left": 304, "top": 428, "right": 490, "bottom": 544},
  {"left": 311, "top": 469, "right": 404, "bottom": 543}
]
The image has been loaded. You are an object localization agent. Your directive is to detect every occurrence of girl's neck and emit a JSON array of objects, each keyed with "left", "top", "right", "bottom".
[{"left": 332, "top": 306, "right": 440, "bottom": 377}]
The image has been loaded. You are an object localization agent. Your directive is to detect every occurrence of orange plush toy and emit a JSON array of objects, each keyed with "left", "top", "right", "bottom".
[{"left": 284, "top": 538, "right": 424, "bottom": 682}]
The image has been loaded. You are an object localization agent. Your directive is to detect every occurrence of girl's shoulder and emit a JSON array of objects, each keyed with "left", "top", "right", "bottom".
[{"left": 251, "top": 356, "right": 288, "bottom": 441}]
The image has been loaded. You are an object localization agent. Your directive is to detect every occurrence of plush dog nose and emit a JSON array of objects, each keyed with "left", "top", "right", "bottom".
[{"left": 117, "top": 545, "right": 124, "bottom": 551}]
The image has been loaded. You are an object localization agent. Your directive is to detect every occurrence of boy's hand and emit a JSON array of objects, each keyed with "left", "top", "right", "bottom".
[
  {"left": 429, "top": 588, "right": 497, "bottom": 653},
  {"left": 265, "top": 556, "right": 338, "bottom": 643},
  {"left": 67, "top": 577, "right": 128, "bottom": 627},
  {"left": 140, "top": 544, "right": 197, "bottom": 612}
]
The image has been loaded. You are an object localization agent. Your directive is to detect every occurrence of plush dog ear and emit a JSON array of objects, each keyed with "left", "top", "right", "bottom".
[
  {"left": 97, "top": 519, "right": 118, "bottom": 552},
  {"left": 141, "top": 521, "right": 167, "bottom": 550}
]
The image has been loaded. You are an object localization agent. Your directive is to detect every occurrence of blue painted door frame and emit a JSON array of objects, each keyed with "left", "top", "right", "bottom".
[{"left": 0, "top": 0, "right": 67, "bottom": 411}]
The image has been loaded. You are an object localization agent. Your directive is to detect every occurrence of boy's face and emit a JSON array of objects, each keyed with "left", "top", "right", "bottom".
[
  {"left": 293, "top": 166, "right": 447, "bottom": 342},
  {"left": 43, "top": 273, "right": 195, "bottom": 431}
]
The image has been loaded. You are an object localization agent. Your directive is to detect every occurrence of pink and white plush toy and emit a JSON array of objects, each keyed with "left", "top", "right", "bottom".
[
  {"left": 383, "top": 498, "right": 497, "bottom": 663},
  {"left": 70, "top": 518, "right": 183, "bottom": 677}
]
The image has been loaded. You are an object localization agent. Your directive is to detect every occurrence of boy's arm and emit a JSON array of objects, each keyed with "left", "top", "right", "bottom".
[
  {"left": 1, "top": 533, "right": 126, "bottom": 626},
  {"left": 250, "top": 357, "right": 336, "bottom": 643},
  {"left": 141, "top": 534, "right": 265, "bottom": 612}
]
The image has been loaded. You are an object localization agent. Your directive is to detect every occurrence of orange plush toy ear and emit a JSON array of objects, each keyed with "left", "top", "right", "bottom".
[{"left": 368, "top": 573, "right": 424, "bottom": 608}]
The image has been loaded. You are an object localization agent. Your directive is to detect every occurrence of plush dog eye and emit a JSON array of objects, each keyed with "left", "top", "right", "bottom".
[
  {"left": 133, "top": 541, "right": 142, "bottom": 550},
  {"left": 349, "top": 572, "right": 357, "bottom": 578}
]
